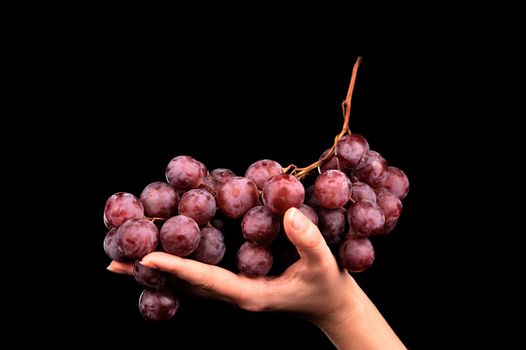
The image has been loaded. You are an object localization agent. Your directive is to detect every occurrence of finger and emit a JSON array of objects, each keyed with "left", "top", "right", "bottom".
[
  {"left": 170, "top": 277, "right": 233, "bottom": 304},
  {"left": 283, "top": 207, "right": 332, "bottom": 265},
  {"left": 107, "top": 260, "right": 134, "bottom": 275},
  {"left": 140, "top": 252, "right": 268, "bottom": 306},
  {"left": 107, "top": 260, "right": 232, "bottom": 303}
]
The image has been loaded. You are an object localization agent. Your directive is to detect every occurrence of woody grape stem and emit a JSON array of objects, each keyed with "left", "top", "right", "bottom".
[{"left": 284, "top": 57, "right": 362, "bottom": 180}]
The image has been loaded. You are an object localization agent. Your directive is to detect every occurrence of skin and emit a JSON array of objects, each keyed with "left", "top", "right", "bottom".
[{"left": 109, "top": 207, "right": 406, "bottom": 350}]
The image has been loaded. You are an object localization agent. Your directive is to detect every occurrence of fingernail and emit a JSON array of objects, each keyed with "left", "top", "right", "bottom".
[
  {"left": 139, "top": 260, "right": 156, "bottom": 269},
  {"left": 106, "top": 264, "right": 115, "bottom": 272},
  {"left": 290, "top": 207, "right": 307, "bottom": 231}
]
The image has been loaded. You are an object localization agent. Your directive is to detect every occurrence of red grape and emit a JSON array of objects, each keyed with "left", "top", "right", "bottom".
[
  {"left": 140, "top": 182, "right": 179, "bottom": 218},
  {"left": 314, "top": 170, "right": 352, "bottom": 209},
  {"left": 305, "top": 185, "right": 322, "bottom": 209},
  {"left": 134, "top": 261, "right": 167, "bottom": 289},
  {"left": 237, "top": 242, "right": 273, "bottom": 277},
  {"left": 117, "top": 218, "right": 159, "bottom": 260},
  {"left": 353, "top": 151, "right": 388, "bottom": 187},
  {"left": 262, "top": 174, "right": 305, "bottom": 215},
  {"left": 159, "top": 215, "right": 201, "bottom": 257},
  {"left": 335, "top": 134, "right": 369, "bottom": 169},
  {"left": 200, "top": 175, "right": 220, "bottom": 195},
  {"left": 379, "top": 218, "right": 398, "bottom": 235},
  {"left": 217, "top": 177, "right": 259, "bottom": 219},
  {"left": 317, "top": 207, "right": 348, "bottom": 244},
  {"left": 375, "top": 166, "right": 410, "bottom": 199},
  {"left": 374, "top": 188, "right": 402, "bottom": 233},
  {"left": 210, "top": 168, "right": 236, "bottom": 183},
  {"left": 245, "top": 159, "right": 282, "bottom": 190},
  {"left": 104, "top": 192, "right": 144, "bottom": 229},
  {"left": 319, "top": 148, "right": 349, "bottom": 174},
  {"left": 178, "top": 189, "right": 216, "bottom": 226},
  {"left": 201, "top": 168, "right": 236, "bottom": 195},
  {"left": 241, "top": 206, "right": 280, "bottom": 245},
  {"left": 339, "top": 236, "right": 375, "bottom": 272},
  {"left": 165, "top": 155, "right": 206, "bottom": 191},
  {"left": 348, "top": 200, "right": 385, "bottom": 237},
  {"left": 139, "top": 288, "right": 179, "bottom": 321},
  {"left": 103, "top": 228, "right": 127, "bottom": 262},
  {"left": 299, "top": 204, "right": 318, "bottom": 225},
  {"left": 351, "top": 182, "right": 377, "bottom": 203},
  {"left": 375, "top": 188, "right": 402, "bottom": 220},
  {"left": 190, "top": 227, "right": 226, "bottom": 265}
]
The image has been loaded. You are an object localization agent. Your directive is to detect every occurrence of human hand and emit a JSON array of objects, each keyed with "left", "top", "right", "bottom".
[{"left": 109, "top": 207, "right": 405, "bottom": 349}]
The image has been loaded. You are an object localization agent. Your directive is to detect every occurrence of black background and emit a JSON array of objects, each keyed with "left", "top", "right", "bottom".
[{"left": 45, "top": 20, "right": 456, "bottom": 349}]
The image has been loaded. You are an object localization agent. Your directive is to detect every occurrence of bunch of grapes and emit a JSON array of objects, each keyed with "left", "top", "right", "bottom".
[{"left": 102, "top": 58, "right": 409, "bottom": 321}]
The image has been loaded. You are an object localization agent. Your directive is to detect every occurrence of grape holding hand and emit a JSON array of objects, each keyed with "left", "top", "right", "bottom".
[{"left": 104, "top": 58, "right": 409, "bottom": 349}]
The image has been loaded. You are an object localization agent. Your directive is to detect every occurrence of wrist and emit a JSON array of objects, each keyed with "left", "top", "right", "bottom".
[
  {"left": 311, "top": 275, "right": 366, "bottom": 332},
  {"left": 311, "top": 276, "right": 407, "bottom": 350}
]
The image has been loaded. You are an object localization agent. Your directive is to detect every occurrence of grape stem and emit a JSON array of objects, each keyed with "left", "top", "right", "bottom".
[
  {"left": 144, "top": 216, "right": 167, "bottom": 222},
  {"left": 284, "top": 56, "right": 363, "bottom": 180}
]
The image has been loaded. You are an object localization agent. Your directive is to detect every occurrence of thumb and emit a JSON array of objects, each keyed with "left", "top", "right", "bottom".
[{"left": 283, "top": 207, "right": 331, "bottom": 265}]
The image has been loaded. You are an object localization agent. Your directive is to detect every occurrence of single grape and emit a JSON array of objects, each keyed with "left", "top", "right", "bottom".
[
  {"left": 200, "top": 169, "right": 235, "bottom": 196},
  {"left": 117, "top": 218, "right": 159, "bottom": 260},
  {"left": 103, "top": 228, "right": 127, "bottom": 262},
  {"left": 245, "top": 159, "right": 283, "bottom": 190},
  {"left": 339, "top": 236, "right": 375, "bottom": 272},
  {"left": 200, "top": 175, "right": 220, "bottom": 195},
  {"left": 140, "top": 182, "right": 179, "bottom": 218},
  {"left": 348, "top": 200, "right": 385, "bottom": 237},
  {"left": 375, "top": 188, "right": 402, "bottom": 221},
  {"left": 104, "top": 192, "right": 144, "bottom": 229},
  {"left": 178, "top": 189, "right": 216, "bottom": 226},
  {"left": 190, "top": 227, "right": 226, "bottom": 265},
  {"left": 237, "top": 242, "right": 273, "bottom": 277},
  {"left": 210, "top": 168, "right": 236, "bottom": 183},
  {"left": 134, "top": 261, "right": 167, "bottom": 289},
  {"left": 241, "top": 206, "right": 280, "bottom": 245},
  {"left": 375, "top": 166, "right": 410, "bottom": 199},
  {"left": 165, "top": 155, "right": 206, "bottom": 191},
  {"left": 318, "top": 148, "right": 351, "bottom": 174},
  {"left": 217, "top": 177, "right": 259, "bottom": 219},
  {"left": 160, "top": 215, "right": 201, "bottom": 256},
  {"left": 314, "top": 170, "right": 352, "bottom": 209},
  {"left": 317, "top": 207, "right": 348, "bottom": 244},
  {"left": 305, "top": 186, "right": 322, "bottom": 209},
  {"left": 353, "top": 151, "right": 388, "bottom": 187},
  {"left": 351, "top": 182, "right": 377, "bottom": 203},
  {"left": 262, "top": 174, "right": 305, "bottom": 215},
  {"left": 379, "top": 218, "right": 398, "bottom": 235},
  {"left": 346, "top": 225, "right": 361, "bottom": 238},
  {"left": 138, "top": 288, "right": 179, "bottom": 321},
  {"left": 335, "top": 134, "right": 369, "bottom": 169},
  {"left": 199, "top": 161, "right": 209, "bottom": 176},
  {"left": 299, "top": 204, "right": 318, "bottom": 225},
  {"left": 374, "top": 188, "right": 402, "bottom": 233}
]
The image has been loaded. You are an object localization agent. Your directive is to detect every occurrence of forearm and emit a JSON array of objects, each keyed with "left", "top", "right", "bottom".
[{"left": 313, "top": 278, "right": 406, "bottom": 350}]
